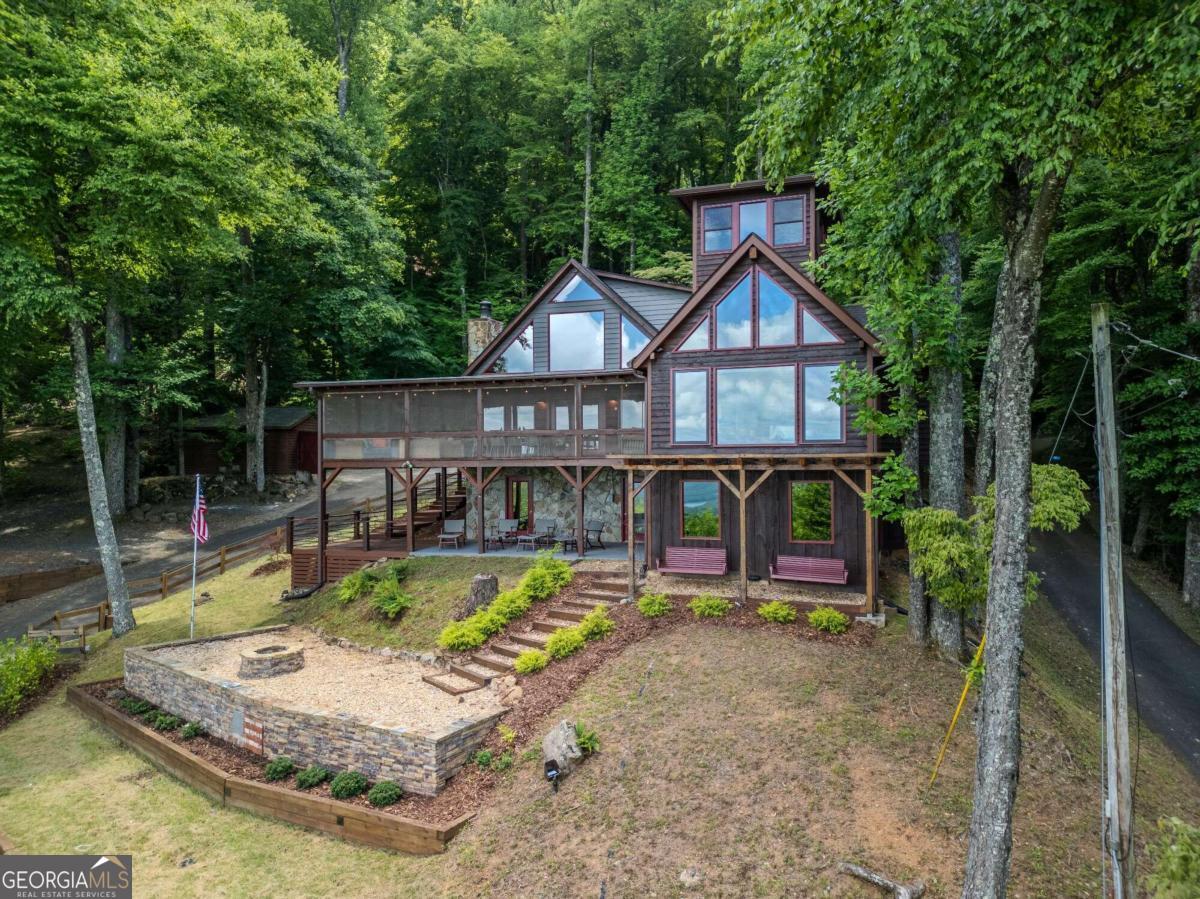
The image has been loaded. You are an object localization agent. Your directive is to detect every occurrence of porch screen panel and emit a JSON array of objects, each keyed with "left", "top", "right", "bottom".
[
  {"left": 482, "top": 434, "right": 575, "bottom": 459},
  {"left": 323, "top": 391, "right": 406, "bottom": 434},
  {"left": 408, "top": 436, "right": 478, "bottom": 459},
  {"left": 483, "top": 386, "right": 575, "bottom": 431},
  {"left": 408, "top": 388, "right": 477, "bottom": 432},
  {"left": 322, "top": 438, "right": 404, "bottom": 460},
  {"left": 716, "top": 366, "right": 796, "bottom": 445}
]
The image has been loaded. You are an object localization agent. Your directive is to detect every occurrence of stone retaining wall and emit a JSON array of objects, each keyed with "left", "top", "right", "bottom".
[{"left": 124, "top": 627, "right": 501, "bottom": 797}]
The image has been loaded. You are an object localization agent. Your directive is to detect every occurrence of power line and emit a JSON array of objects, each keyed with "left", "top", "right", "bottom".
[
  {"left": 1050, "top": 350, "right": 1092, "bottom": 461},
  {"left": 1112, "top": 320, "right": 1200, "bottom": 365}
]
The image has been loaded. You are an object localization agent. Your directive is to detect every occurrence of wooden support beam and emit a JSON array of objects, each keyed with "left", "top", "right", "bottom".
[
  {"left": 405, "top": 473, "right": 417, "bottom": 555},
  {"left": 743, "top": 467, "right": 774, "bottom": 500},
  {"left": 865, "top": 468, "right": 877, "bottom": 614},
  {"left": 738, "top": 467, "right": 748, "bottom": 605},
  {"left": 553, "top": 464, "right": 578, "bottom": 488},
  {"left": 627, "top": 468, "right": 637, "bottom": 598},
  {"left": 476, "top": 466, "right": 485, "bottom": 555},
  {"left": 710, "top": 467, "right": 742, "bottom": 499},
  {"left": 385, "top": 470, "right": 394, "bottom": 539},
  {"left": 458, "top": 467, "right": 481, "bottom": 490},
  {"left": 580, "top": 465, "right": 605, "bottom": 490},
  {"left": 632, "top": 468, "right": 658, "bottom": 497},
  {"left": 479, "top": 466, "right": 504, "bottom": 491},
  {"left": 575, "top": 464, "right": 586, "bottom": 558},
  {"left": 322, "top": 467, "right": 343, "bottom": 491},
  {"left": 831, "top": 465, "right": 866, "bottom": 498}
]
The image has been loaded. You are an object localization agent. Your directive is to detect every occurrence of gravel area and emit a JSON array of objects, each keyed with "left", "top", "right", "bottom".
[{"left": 150, "top": 627, "right": 503, "bottom": 731}]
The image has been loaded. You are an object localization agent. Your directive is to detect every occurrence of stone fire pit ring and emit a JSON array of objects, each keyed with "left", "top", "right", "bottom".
[{"left": 238, "top": 642, "right": 305, "bottom": 679}]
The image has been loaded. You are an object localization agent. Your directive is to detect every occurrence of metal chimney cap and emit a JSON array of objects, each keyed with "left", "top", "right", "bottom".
[{"left": 479, "top": 300, "right": 493, "bottom": 320}]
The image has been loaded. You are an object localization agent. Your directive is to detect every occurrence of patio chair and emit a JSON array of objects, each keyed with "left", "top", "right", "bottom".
[
  {"left": 536, "top": 519, "right": 559, "bottom": 547},
  {"left": 585, "top": 519, "right": 607, "bottom": 550},
  {"left": 438, "top": 519, "right": 466, "bottom": 549}
]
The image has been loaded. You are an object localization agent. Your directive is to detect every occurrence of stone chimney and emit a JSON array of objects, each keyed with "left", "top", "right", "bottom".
[{"left": 466, "top": 300, "right": 505, "bottom": 364}]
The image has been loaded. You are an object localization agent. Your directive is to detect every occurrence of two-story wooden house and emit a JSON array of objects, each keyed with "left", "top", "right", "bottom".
[{"left": 296, "top": 176, "right": 883, "bottom": 612}]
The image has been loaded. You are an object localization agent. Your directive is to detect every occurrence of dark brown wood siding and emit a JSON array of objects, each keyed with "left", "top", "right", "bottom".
[
  {"left": 692, "top": 188, "right": 815, "bottom": 287},
  {"left": 646, "top": 470, "right": 866, "bottom": 587},
  {"left": 650, "top": 252, "right": 871, "bottom": 455}
]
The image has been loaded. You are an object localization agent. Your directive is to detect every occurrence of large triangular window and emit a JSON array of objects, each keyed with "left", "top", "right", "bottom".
[
  {"left": 802, "top": 309, "right": 839, "bottom": 344},
  {"left": 489, "top": 323, "right": 534, "bottom": 373},
  {"left": 621, "top": 316, "right": 650, "bottom": 367},
  {"left": 757, "top": 272, "right": 796, "bottom": 346},
  {"left": 714, "top": 274, "right": 752, "bottom": 348},
  {"left": 554, "top": 273, "right": 601, "bottom": 302},
  {"left": 678, "top": 316, "right": 710, "bottom": 351}
]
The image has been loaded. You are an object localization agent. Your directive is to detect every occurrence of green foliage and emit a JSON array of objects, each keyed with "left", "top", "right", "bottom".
[
  {"left": 682, "top": 508, "right": 720, "bottom": 538},
  {"left": 180, "top": 722, "right": 206, "bottom": 741},
  {"left": 531, "top": 550, "right": 574, "bottom": 593},
  {"left": 338, "top": 568, "right": 376, "bottom": 604},
  {"left": 688, "top": 594, "right": 731, "bottom": 619},
  {"left": 574, "top": 722, "right": 600, "bottom": 755},
  {"left": 490, "top": 750, "right": 513, "bottom": 772},
  {"left": 264, "top": 756, "right": 296, "bottom": 782},
  {"left": 369, "top": 575, "right": 416, "bottom": 620},
  {"left": 577, "top": 606, "right": 615, "bottom": 641},
  {"left": 865, "top": 456, "right": 922, "bottom": 523},
  {"left": 545, "top": 626, "right": 586, "bottom": 660},
  {"left": 0, "top": 638, "right": 59, "bottom": 717},
  {"left": 497, "top": 724, "right": 517, "bottom": 745},
  {"left": 329, "top": 771, "right": 369, "bottom": 799},
  {"left": 807, "top": 607, "right": 850, "bottom": 635},
  {"left": 474, "top": 749, "right": 494, "bottom": 768},
  {"left": 437, "top": 621, "right": 487, "bottom": 652},
  {"left": 150, "top": 713, "right": 184, "bottom": 732},
  {"left": 118, "top": 697, "right": 153, "bottom": 716},
  {"left": 637, "top": 593, "right": 672, "bottom": 618},
  {"left": 790, "top": 482, "right": 833, "bottom": 542},
  {"left": 489, "top": 589, "right": 532, "bottom": 622},
  {"left": 366, "top": 781, "right": 403, "bottom": 807},
  {"left": 756, "top": 601, "right": 798, "bottom": 624},
  {"left": 520, "top": 567, "right": 558, "bottom": 602},
  {"left": 295, "top": 766, "right": 331, "bottom": 790},
  {"left": 514, "top": 649, "right": 549, "bottom": 674},
  {"left": 1147, "top": 817, "right": 1200, "bottom": 898}
]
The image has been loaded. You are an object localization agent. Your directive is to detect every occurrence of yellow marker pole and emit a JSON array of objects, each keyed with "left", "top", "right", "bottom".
[{"left": 929, "top": 633, "right": 986, "bottom": 787}]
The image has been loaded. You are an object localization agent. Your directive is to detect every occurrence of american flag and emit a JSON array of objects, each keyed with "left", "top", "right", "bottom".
[{"left": 190, "top": 476, "right": 209, "bottom": 545}]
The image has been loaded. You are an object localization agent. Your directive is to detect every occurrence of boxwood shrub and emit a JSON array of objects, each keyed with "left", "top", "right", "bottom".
[
  {"left": 295, "top": 765, "right": 331, "bottom": 790},
  {"left": 367, "top": 781, "right": 403, "bottom": 807},
  {"left": 180, "top": 722, "right": 206, "bottom": 740},
  {"left": 329, "top": 770, "right": 369, "bottom": 799},
  {"left": 688, "top": 594, "right": 732, "bottom": 618},
  {"left": 264, "top": 756, "right": 296, "bottom": 782}
]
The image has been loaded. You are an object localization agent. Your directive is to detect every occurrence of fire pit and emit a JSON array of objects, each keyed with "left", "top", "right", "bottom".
[{"left": 238, "top": 642, "right": 305, "bottom": 679}]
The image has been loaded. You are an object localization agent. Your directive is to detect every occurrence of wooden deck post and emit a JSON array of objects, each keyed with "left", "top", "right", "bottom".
[
  {"left": 865, "top": 468, "right": 877, "bottom": 613},
  {"left": 476, "top": 465, "right": 485, "bottom": 555},
  {"left": 627, "top": 468, "right": 636, "bottom": 597},
  {"left": 405, "top": 469, "right": 416, "bottom": 555},
  {"left": 317, "top": 476, "right": 327, "bottom": 586},
  {"left": 738, "top": 467, "right": 748, "bottom": 606},
  {"left": 439, "top": 467, "right": 448, "bottom": 522},
  {"left": 575, "top": 464, "right": 585, "bottom": 558},
  {"left": 285, "top": 517, "right": 294, "bottom": 555},
  {"left": 385, "top": 469, "right": 394, "bottom": 539}
]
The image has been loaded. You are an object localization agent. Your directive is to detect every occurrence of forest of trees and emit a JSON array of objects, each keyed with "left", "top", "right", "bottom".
[{"left": 2, "top": 1, "right": 1198, "bottom": 893}]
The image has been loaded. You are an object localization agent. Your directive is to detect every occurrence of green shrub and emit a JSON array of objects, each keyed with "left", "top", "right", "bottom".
[
  {"left": 756, "top": 600, "right": 798, "bottom": 624},
  {"left": 118, "top": 697, "right": 153, "bottom": 716},
  {"left": 381, "top": 559, "right": 410, "bottom": 581},
  {"left": 367, "top": 781, "right": 404, "bottom": 807},
  {"left": 370, "top": 576, "right": 416, "bottom": 620},
  {"left": 150, "top": 713, "right": 183, "bottom": 731},
  {"left": 578, "top": 606, "right": 615, "bottom": 640},
  {"left": 1147, "top": 816, "right": 1200, "bottom": 898},
  {"left": 574, "top": 722, "right": 600, "bottom": 754},
  {"left": 141, "top": 707, "right": 162, "bottom": 723},
  {"left": 437, "top": 620, "right": 487, "bottom": 652},
  {"left": 337, "top": 568, "right": 376, "bottom": 604},
  {"left": 807, "top": 606, "right": 850, "bottom": 634},
  {"left": 469, "top": 608, "right": 508, "bottom": 637},
  {"left": 531, "top": 549, "right": 573, "bottom": 591},
  {"left": 689, "top": 594, "right": 732, "bottom": 618},
  {"left": 514, "top": 649, "right": 549, "bottom": 674},
  {"left": 180, "top": 722, "right": 206, "bottom": 740},
  {"left": 264, "top": 756, "right": 296, "bottom": 781},
  {"left": 474, "top": 749, "right": 494, "bottom": 768},
  {"left": 637, "top": 592, "right": 672, "bottom": 618},
  {"left": 545, "top": 626, "right": 585, "bottom": 660},
  {"left": 498, "top": 723, "right": 516, "bottom": 745},
  {"left": 521, "top": 566, "right": 558, "bottom": 602},
  {"left": 329, "top": 770, "right": 368, "bottom": 799},
  {"left": 490, "top": 589, "right": 532, "bottom": 622},
  {"left": 490, "top": 750, "right": 513, "bottom": 772},
  {"left": 295, "top": 765, "right": 331, "bottom": 789},
  {"left": 0, "top": 637, "right": 59, "bottom": 717}
]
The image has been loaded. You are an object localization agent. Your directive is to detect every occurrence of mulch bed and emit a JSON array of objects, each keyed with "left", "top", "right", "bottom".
[
  {"left": 82, "top": 578, "right": 874, "bottom": 830},
  {"left": 251, "top": 557, "right": 290, "bottom": 577},
  {"left": 0, "top": 658, "right": 81, "bottom": 732}
]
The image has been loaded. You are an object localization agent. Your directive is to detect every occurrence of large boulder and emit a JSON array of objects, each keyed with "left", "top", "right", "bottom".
[
  {"left": 459, "top": 573, "right": 498, "bottom": 619},
  {"left": 542, "top": 719, "right": 583, "bottom": 778}
]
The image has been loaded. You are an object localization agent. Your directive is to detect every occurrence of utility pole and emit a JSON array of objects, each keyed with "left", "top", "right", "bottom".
[{"left": 1090, "top": 302, "right": 1135, "bottom": 899}]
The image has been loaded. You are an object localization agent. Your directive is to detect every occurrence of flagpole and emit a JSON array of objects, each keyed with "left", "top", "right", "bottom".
[{"left": 189, "top": 474, "right": 199, "bottom": 639}]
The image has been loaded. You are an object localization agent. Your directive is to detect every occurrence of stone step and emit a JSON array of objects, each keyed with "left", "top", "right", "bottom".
[
  {"left": 489, "top": 642, "right": 524, "bottom": 659},
  {"left": 449, "top": 662, "right": 492, "bottom": 685},
  {"left": 422, "top": 673, "right": 483, "bottom": 696},
  {"left": 510, "top": 630, "right": 550, "bottom": 649},
  {"left": 470, "top": 652, "right": 513, "bottom": 674}
]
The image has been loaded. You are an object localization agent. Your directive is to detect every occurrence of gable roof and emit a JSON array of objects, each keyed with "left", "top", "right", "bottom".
[
  {"left": 668, "top": 174, "right": 818, "bottom": 211},
  {"left": 594, "top": 269, "right": 690, "bottom": 329},
  {"left": 629, "top": 234, "right": 877, "bottom": 369},
  {"left": 463, "top": 260, "right": 658, "bottom": 375},
  {"left": 188, "top": 406, "right": 313, "bottom": 431}
]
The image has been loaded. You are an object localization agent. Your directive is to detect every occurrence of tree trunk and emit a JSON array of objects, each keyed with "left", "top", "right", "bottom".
[
  {"left": 125, "top": 424, "right": 140, "bottom": 508},
  {"left": 901, "top": 382, "right": 930, "bottom": 646},
  {"left": 335, "top": 33, "right": 351, "bottom": 117},
  {"left": 961, "top": 167, "right": 1067, "bottom": 899},
  {"left": 102, "top": 298, "right": 128, "bottom": 516},
  {"left": 245, "top": 351, "right": 267, "bottom": 494},
  {"left": 582, "top": 45, "right": 594, "bottom": 267},
  {"left": 68, "top": 317, "right": 135, "bottom": 636},
  {"left": 1130, "top": 494, "right": 1152, "bottom": 558},
  {"left": 974, "top": 260, "right": 1008, "bottom": 495},
  {"left": 929, "top": 231, "right": 967, "bottom": 659},
  {"left": 1183, "top": 247, "right": 1200, "bottom": 608}
]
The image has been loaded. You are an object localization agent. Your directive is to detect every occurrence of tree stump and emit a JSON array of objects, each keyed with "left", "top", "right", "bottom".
[{"left": 459, "top": 573, "right": 498, "bottom": 619}]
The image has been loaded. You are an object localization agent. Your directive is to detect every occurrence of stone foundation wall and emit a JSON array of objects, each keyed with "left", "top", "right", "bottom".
[
  {"left": 466, "top": 466, "right": 625, "bottom": 547},
  {"left": 123, "top": 627, "right": 502, "bottom": 797}
]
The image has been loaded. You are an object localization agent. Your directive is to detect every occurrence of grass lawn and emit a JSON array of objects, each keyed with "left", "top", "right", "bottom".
[
  {"left": 286, "top": 556, "right": 533, "bottom": 652},
  {"left": 0, "top": 556, "right": 1197, "bottom": 897}
]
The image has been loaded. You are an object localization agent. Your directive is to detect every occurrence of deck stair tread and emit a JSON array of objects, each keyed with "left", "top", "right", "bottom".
[
  {"left": 545, "top": 606, "right": 587, "bottom": 622},
  {"left": 449, "top": 662, "right": 493, "bottom": 685},
  {"left": 489, "top": 642, "right": 524, "bottom": 659},
  {"left": 531, "top": 619, "right": 564, "bottom": 634},
  {"left": 422, "top": 673, "right": 482, "bottom": 695},
  {"left": 510, "top": 630, "right": 550, "bottom": 648},
  {"left": 470, "top": 652, "right": 513, "bottom": 673},
  {"left": 559, "top": 598, "right": 613, "bottom": 611}
]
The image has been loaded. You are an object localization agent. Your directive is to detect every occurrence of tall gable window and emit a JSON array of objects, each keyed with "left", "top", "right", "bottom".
[
  {"left": 802, "top": 309, "right": 839, "bottom": 344},
  {"left": 555, "top": 273, "right": 602, "bottom": 302},
  {"left": 490, "top": 323, "right": 534, "bottom": 373},
  {"left": 773, "top": 198, "right": 805, "bottom": 246},
  {"left": 714, "top": 274, "right": 752, "bottom": 348},
  {"left": 702, "top": 206, "right": 733, "bottom": 253},
  {"left": 549, "top": 311, "right": 605, "bottom": 371},
  {"left": 672, "top": 369, "right": 708, "bottom": 443},
  {"left": 803, "top": 364, "right": 843, "bottom": 441},
  {"left": 757, "top": 272, "right": 796, "bottom": 346},
  {"left": 700, "top": 194, "right": 808, "bottom": 253},
  {"left": 620, "top": 316, "right": 650, "bottom": 368}
]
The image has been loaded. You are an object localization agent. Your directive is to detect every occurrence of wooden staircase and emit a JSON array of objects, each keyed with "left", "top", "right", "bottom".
[{"left": 422, "top": 576, "right": 629, "bottom": 696}]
